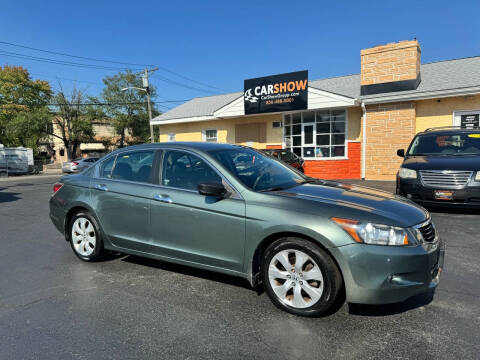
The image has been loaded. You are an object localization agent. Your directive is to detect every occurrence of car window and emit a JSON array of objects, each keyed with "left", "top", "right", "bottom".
[
  {"left": 162, "top": 150, "right": 222, "bottom": 191},
  {"left": 99, "top": 156, "right": 116, "bottom": 179},
  {"left": 408, "top": 132, "right": 480, "bottom": 156},
  {"left": 112, "top": 150, "right": 155, "bottom": 183},
  {"left": 209, "top": 147, "right": 304, "bottom": 191}
]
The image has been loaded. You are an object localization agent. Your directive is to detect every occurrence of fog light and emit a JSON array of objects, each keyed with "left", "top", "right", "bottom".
[{"left": 389, "top": 274, "right": 423, "bottom": 286}]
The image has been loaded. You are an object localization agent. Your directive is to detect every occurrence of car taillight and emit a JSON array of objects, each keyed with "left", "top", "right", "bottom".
[
  {"left": 72, "top": 162, "right": 79, "bottom": 166},
  {"left": 53, "top": 183, "right": 64, "bottom": 194}
]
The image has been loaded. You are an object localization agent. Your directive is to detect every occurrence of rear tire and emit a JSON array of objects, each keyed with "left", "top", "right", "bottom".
[
  {"left": 69, "top": 211, "right": 106, "bottom": 261},
  {"left": 262, "top": 237, "right": 343, "bottom": 317}
]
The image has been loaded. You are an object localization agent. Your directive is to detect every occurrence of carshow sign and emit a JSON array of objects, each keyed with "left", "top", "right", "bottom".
[{"left": 244, "top": 70, "right": 308, "bottom": 115}]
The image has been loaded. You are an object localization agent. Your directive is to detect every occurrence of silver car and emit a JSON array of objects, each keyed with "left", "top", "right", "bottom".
[{"left": 62, "top": 157, "right": 99, "bottom": 173}]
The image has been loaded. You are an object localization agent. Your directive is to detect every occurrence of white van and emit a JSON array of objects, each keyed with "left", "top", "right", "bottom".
[{"left": 0, "top": 146, "right": 34, "bottom": 175}]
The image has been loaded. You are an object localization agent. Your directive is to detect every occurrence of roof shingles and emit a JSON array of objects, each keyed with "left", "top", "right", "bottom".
[{"left": 153, "top": 56, "right": 480, "bottom": 122}]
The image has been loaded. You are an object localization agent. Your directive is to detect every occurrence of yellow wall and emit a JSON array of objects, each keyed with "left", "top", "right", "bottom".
[
  {"left": 158, "top": 108, "right": 363, "bottom": 147},
  {"left": 416, "top": 94, "right": 480, "bottom": 133},
  {"left": 159, "top": 114, "right": 283, "bottom": 149},
  {"left": 347, "top": 106, "right": 362, "bottom": 141}
]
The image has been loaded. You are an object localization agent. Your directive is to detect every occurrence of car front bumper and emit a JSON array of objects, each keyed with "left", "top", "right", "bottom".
[
  {"left": 397, "top": 178, "right": 480, "bottom": 207},
  {"left": 330, "top": 238, "right": 445, "bottom": 305}
]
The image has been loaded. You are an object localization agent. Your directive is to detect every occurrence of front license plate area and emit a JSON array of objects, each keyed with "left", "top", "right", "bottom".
[{"left": 434, "top": 190, "right": 453, "bottom": 200}]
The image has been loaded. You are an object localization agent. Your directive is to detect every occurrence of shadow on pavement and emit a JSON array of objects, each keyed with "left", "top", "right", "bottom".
[
  {"left": 0, "top": 191, "right": 21, "bottom": 204},
  {"left": 122, "top": 255, "right": 254, "bottom": 291},
  {"left": 348, "top": 289, "right": 435, "bottom": 316}
]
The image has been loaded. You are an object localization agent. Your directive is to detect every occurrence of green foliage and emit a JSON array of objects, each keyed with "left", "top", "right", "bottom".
[
  {"left": 0, "top": 65, "right": 52, "bottom": 149},
  {"left": 100, "top": 70, "right": 156, "bottom": 146},
  {"left": 50, "top": 88, "right": 97, "bottom": 160}
]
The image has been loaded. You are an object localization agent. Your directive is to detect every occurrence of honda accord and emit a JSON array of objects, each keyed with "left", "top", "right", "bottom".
[{"left": 50, "top": 142, "right": 444, "bottom": 316}]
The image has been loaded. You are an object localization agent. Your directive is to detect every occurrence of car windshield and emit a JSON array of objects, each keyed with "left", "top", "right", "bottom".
[
  {"left": 408, "top": 132, "right": 480, "bottom": 156},
  {"left": 208, "top": 147, "right": 306, "bottom": 192}
]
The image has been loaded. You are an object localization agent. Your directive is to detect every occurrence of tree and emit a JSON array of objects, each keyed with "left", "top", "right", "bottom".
[
  {"left": 49, "top": 87, "right": 97, "bottom": 160},
  {"left": 100, "top": 70, "right": 156, "bottom": 147},
  {"left": 0, "top": 65, "right": 52, "bottom": 149}
]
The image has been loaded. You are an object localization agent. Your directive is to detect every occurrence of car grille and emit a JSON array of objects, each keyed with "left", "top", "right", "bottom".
[
  {"left": 418, "top": 221, "right": 436, "bottom": 243},
  {"left": 419, "top": 170, "right": 472, "bottom": 189}
]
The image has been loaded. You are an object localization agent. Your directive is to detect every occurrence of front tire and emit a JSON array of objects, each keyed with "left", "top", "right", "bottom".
[
  {"left": 262, "top": 237, "right": 343, "bottom": 317},
  {"left": 69, "top": 211, "right": 106, "bottom": 261}
]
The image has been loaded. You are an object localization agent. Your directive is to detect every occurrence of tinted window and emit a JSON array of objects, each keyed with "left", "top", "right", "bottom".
[
  {"left": 408, "top": 132, "right": 480, "bottom": 156},
  {"left": 112, "top": 150, "right": 155, "bottom": 183},
  {"left": 99, "top": 156, "right": 116, "bottom": 179},
  {"left": 209, "top": 148, "right": 304, "bottom": 191},
  {"left": 162, "top": 151, "right": 221, "bottom": 191}
]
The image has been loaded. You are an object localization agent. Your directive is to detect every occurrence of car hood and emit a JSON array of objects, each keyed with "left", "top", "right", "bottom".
[
  {"left": 402, "top": 155, "right": 480, "bottom": 171},
  {"left": 273, "top": 181, "right": 429, "bottom": 227}
]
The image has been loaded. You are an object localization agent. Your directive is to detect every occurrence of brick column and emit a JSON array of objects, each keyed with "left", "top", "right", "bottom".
[{"left": 365, "top": 102, "right": 416, "bottom": 180}]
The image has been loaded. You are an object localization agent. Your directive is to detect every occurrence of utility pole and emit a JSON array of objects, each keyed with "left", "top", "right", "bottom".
[{"left": 142, "top": 67, "right": 158, "bottom": 143}]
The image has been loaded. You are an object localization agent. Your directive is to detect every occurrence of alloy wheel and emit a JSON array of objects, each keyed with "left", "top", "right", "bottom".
[
  {"left": 268, "top": 249, "right": 324, "bottom": 309},
  {"left": 71, "top": 217, "right": 96, "bottom": 257}
]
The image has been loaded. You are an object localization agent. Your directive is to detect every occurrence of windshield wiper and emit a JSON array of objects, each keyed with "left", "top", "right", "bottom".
[
  {"left": 450, "top": 153, "right": 479, "bottom": 156},
  {"left": 258, "top": 179, "right": 319, "bottom": 192},
  {"left": 296, "top": 179, "right": 320, "bottom": 185},
  {"left": 258, "top": 186, "right": 290, "bottom": 192}
]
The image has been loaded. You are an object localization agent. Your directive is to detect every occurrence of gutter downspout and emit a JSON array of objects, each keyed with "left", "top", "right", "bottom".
[{"left": 361, "top": 101, "right": 367, "bottom": 180}]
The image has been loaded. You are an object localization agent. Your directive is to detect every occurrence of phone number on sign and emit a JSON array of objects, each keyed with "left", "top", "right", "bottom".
[{"left": 265, "top": 98, "right": 294, "bottom": 105}]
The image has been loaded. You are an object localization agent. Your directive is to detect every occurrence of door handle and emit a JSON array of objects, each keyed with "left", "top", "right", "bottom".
[
  {"left": 95, "top": 184, "right": 108, "bottom": 191},
  {"left": 153, "top": 194, "right": 173, "bottom": 204}
]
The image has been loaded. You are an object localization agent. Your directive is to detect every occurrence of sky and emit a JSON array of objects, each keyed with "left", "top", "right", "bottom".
[{"left": 1, "top": 0, "right": 479, "bottom": 111}]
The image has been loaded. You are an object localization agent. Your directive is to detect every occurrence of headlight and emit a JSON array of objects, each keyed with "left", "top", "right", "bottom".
[
  {"left": 331, "top": 217, "right": 413, "bottom": 246},
  {"left": 398, "top": 168, "right": 417, "bottom": 179},
  {"left": 475, "top": 171, "right": 480, "bottom": 182}
]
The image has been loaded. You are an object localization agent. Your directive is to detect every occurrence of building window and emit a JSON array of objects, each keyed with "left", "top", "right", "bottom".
[
  {"left": 283, "top": 110, "right": 347, "bottom": 159},
  {"left": 272, "top": 121, "right": 282, "bottom": 128},
  {"left": 204, "top": 129, "right": 218, "bottom": 142},
  {"left": 167, "top": 133, "right": 176, "bottom": 142}
]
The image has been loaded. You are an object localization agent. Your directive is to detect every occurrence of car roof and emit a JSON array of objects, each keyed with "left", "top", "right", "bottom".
[
  {"left": 113, "top": 142, "right": 244, "bottom": 153},
  {"left": 417, "top": 128, "right": 480, "bottom": 136}
]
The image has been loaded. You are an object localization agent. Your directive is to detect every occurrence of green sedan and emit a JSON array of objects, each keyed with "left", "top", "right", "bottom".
[{"left": 49, "top": 142, "right": 445, "bottom": 317}]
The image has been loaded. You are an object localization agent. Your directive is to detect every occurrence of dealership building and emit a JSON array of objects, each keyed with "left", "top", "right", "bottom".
[{"left": 151, "top": 40, "right": 480, "bottom": 180}]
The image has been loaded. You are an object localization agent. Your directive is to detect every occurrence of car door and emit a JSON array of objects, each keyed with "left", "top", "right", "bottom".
[
  {"left": 90, "top": 149, "right": 159, "bottom": 252},
  {"left": 150, "top": 149, "right": 246, "bottom": 272}
]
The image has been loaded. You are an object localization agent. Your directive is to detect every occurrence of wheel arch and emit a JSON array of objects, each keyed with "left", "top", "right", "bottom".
[
  {"left": 64, "top": 203, "right": 99, "bottom": 242},
  {"left": 248, "top": 231, "right": 344, "bottom": 289}
]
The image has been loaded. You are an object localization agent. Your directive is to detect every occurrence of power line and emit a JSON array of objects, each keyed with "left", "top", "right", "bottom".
[
  {"left": 152, "top": 73, "right": 220, "bottom": 94},
  {"left": 0, "top": 40, "right": 155, "bottom": 68},
  {"left": 0, "top": 50, "right": 141, "bottom": 71},
  {"left": 0, "top": 40, "right": 228, "bottom": 93},
  {"left": 3, "top": 100, "right": 178, "bottom": 106},
  {"left": 154, "top": 65, "right": 227, "bottom": 92},
  {"left": 29, "top": 72, "right": 102, "bottom": 86},
  {"left": 1, "top": 50, "right": 222, "bottom": 96}
]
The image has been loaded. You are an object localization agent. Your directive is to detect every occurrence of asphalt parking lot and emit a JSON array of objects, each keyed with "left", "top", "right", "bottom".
[{"left": 1, "top": 175, "right": 479, "bottom": 359}]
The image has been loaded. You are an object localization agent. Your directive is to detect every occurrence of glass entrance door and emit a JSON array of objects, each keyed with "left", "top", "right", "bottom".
[{"left": 302, "top": 123, "right": 315, "bottom": 158}]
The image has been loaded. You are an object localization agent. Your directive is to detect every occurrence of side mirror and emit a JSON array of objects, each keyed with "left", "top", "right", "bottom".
[
  {"left": 397, "top": 149, "right": 405, "bottom": 157},
  {"left": 198, "top": 182, "right": 227, "bottom": 197}
]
